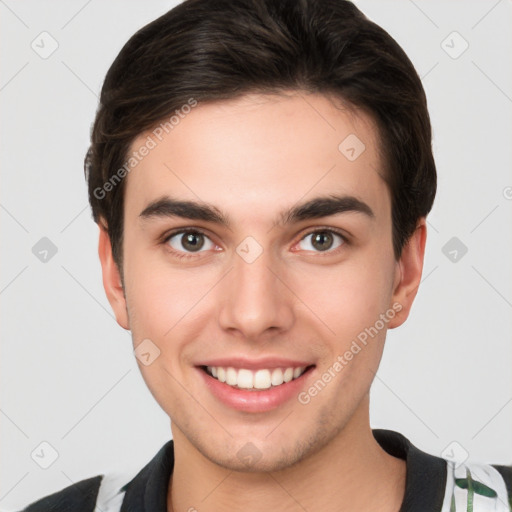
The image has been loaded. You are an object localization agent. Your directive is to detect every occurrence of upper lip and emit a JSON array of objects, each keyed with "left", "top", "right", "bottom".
[{"left": 195, "top": 357, "right": 315, "bottom": 371}]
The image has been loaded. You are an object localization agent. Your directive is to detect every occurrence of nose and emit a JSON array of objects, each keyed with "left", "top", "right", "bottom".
[{"left": 218, "top": 244, "right": 295, "bottom": 341}]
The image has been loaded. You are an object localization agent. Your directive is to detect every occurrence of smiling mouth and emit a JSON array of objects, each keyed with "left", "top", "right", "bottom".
[{"left": 200, "top": 365, "right": 315, "bottom": 390}]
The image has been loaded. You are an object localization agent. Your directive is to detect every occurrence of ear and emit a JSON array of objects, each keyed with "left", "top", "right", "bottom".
[
  {"left": 97, "top": 224, "right": 130, "bottom": 330},
  {"left": 387, "top": 218, "right": 427, "bottom": 329}
]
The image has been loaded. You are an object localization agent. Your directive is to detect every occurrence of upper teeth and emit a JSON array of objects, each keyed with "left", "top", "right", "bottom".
[{"left": 206, "top": 366, "right": 307, "bottom": 389}]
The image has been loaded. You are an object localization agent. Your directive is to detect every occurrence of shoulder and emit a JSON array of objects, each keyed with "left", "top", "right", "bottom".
[
  {"left": 18, "top": 475, "right": 103, "bottom": 512},
  {"left": 373, "top": 429, "right": 512, "bottom": 511},
  {"left": 446, "top": 461, "right": 512, "bottom": 511},
  {"left": 16, "top": 440, "right": 174, "bottom": 512},
  {"left": 18, "top": 471, "right": 131, "bottom": 512}
]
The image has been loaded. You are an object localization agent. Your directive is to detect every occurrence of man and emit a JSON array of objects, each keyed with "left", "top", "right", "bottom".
[{"left": 20, "top": 0, "right": 512, "bottom": 510}]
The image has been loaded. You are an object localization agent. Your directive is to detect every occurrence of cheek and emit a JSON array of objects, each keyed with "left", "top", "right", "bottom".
[
  {"left": 121, "top": 235, "right": 193, "bottom": 342},
  {"left": 293, "top": 255, "right": 395, "bottom": 339},
  {"left": 125, "top": 268, "right": 205, "bottom": 341},
  {"left": 122, "top": 264, "right": 205, "bottom": 410},
  {"left": 123, "top": 225, "right": 396, "bottom": 344}
]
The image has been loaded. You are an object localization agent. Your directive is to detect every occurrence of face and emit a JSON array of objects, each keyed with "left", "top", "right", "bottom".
[{"left": 99, "top": 91, "right": 424, "bottom": 472}]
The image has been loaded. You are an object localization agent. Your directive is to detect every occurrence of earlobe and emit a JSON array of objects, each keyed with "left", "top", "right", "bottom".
[
  {"left": 97, "top": 224, "right": 130, "bottom": 330},
  {"left": 388, "top": 219, "right": 427, "bottom": 329}
]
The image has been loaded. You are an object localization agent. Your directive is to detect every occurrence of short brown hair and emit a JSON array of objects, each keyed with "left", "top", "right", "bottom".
[{"left": 85, "top": 0, "right": 436, "bottom": 268}]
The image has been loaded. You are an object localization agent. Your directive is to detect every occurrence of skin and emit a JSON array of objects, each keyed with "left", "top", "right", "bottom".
[{"left": 98, "top": 91, "right": 426, "bottom": 512}]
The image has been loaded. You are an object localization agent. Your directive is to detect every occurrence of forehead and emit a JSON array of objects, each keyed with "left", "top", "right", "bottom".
[{"left": 124, "top": 92, "right": 390, "bottom": 225}]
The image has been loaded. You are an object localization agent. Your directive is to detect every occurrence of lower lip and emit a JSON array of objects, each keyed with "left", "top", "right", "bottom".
[{"left": 197, "top": 366, "right": 315, "bottom": 413}]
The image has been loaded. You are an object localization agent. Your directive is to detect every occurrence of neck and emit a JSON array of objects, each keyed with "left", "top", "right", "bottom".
[{"left": 167, "top": 397, "right": 406, "bottom": 512}]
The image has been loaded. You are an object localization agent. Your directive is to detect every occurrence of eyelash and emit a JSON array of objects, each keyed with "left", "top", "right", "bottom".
[
  {"left": 162, "top": 228, "right": 214, "bottom": 261},
  {"left": 161, "top": 227, "right": 349, "bottom": 260},
  {"left": 161, "top": 227, "right": 349, "bottom": 261}
]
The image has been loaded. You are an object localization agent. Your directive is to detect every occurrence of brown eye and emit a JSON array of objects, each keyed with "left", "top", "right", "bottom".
[
  {"left": 167, "top": 231, "right": 214, "bottom": 253},
  {"left": 298, "top": 230, "right": 345, "bottom": 253}
]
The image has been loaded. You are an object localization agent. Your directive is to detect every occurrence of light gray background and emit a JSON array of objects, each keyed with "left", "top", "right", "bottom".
[{"left": 1, "top": 0, "right": 511, "bottom": 509}]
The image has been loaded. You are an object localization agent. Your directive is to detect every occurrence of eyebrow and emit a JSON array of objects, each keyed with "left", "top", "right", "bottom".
[{"left": 139, "top": 194, "right": 375, "bottom": 228}]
